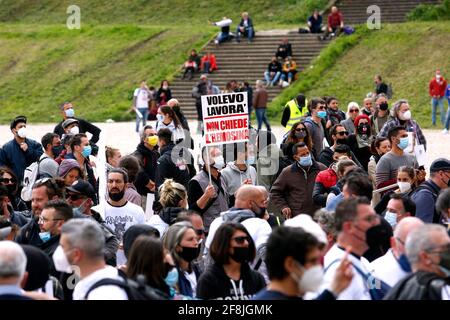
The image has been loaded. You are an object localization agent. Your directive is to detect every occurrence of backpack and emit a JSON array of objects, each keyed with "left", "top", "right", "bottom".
[
  {"left": 343, "top": 25, "right": 355, "bottom": 35},
  {"left": 21, "top": 156, "right": 47, "bottom": 202},
  {"left": 386, "top": 83, "right": 394, "bottom": 99},
  {"left": 84, "top": 275, "right": 169, "bottom": 300},
  {"left": 191, "top": 86, "right": 200, "bottom": 98}
]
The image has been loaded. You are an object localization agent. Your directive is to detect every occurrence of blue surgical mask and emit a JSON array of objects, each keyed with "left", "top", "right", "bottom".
[
  {"left": 246, "top": 156, "right": 256, "bottom": 166},
  {"left": 384, "top": 211, "right": 398, "bottom": 228},
  {"left": 317, "top": 110, "right": 327, "bottom": 119},
  {"left": 39, "top": 231, "right": 51, "bottom": 243},
  {"left": 82, "top": 145, "right": 92, "bottom": 158},
  {"left": 164, "top": 267, "right": 179, "bottom": 288},
  {"left": 397, "top": 254, "right": 412, "bottom": 272},
  {"left": 65, "top": 108, "right": 75, "bottom": 118},
  {"left": 397, "top": 137, "right": 409, "bottom": 150},
  {"left": 298, "top": 154, "right": 312, "bottom": 167}
]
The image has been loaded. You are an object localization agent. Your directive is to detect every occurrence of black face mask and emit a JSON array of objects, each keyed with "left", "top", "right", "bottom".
[
  {"left": 295, "top": 132, "right": 306, "bottom": 139},
  {"left": 357, "top": 124, "right": 370, "bottom": 135},
  {"left": 336, "top": 138, "right": 347, "bottom": 145},
  {"left": 52, "top": 145, "right": 63, "bottom": 158},
  {"left": 379, "top": 102, "right": 389, "bottom": 111},
  {"left": 108, "top": 189, "right": 125, "bottom": 202},
  {"left": 251, "top": 202, "right": 266, "bottom": 218},
  {"left": 5, "top": 184, "right": 16, "bottom": 196},
  {"left": 179, "top": 246, "right": 200, "bottom": 263},
  {"left": 230, "top": 247, "right": 250, "bottom": 263},
  {"left": 365, "top": 224, "right": 391, "bottom": 254}
]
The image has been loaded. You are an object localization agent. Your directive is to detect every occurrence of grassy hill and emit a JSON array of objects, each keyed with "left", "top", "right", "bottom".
[{"left": 270, "top": 22, "right": 450, "bottom": 128}]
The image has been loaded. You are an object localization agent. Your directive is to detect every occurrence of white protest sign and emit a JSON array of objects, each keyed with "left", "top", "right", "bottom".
[{"left": 201, "top": 92, "right": 249, "bottom": 146}]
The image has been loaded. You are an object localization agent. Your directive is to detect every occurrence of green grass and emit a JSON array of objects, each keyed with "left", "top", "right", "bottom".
[
  {"left": 407, "top": 0, "right": 450, "bottom": 21},
  {"left": 268, "top": 22, "right": 450, "bottom": 129}
]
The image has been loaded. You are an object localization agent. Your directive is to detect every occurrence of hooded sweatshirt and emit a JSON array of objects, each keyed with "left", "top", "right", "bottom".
[
  {"left": 221, "top": 162, "right": 257, "bottom": 196},
  {"left": 196, "top": 262, "right": 266, "bottom": 300}
]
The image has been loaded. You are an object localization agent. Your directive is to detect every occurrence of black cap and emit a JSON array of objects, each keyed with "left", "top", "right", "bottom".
[
  {"left": 21, "top": 245, "right": 52, "bottom": 291},
  {"left": 10, "top": 115, "right": 27, "bottom": 130},
  {"left": 123, "top": 224, "right": 160, "bottom": 259},
  {"left": 430, "top": 158, "right": 450, "bottom": 172},
  {"left": 66, "top": 179, "right": 96, "bottom": 200}
]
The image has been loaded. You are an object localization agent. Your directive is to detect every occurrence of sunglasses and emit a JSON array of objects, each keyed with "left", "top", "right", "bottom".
[
  {"left": 336, "top": 131, "right": 348, "bottom": 136},
  {"left": 232, "top": 236, "right": 250, "bottom": 244},
  {"left": 195, "top": 228, "right": 205, "bottom": 236},
  {"left": 295, "top": 128, "right": 307, "bottom": 132},
  {"left": 0, "top": 178, "right": 16, "bottom": 184},
  {"left": 67, "top": 193, "right": 84, "bottom": 201},
  {"left": 349, "top": 109, "right": 359, "bottom": 113}
]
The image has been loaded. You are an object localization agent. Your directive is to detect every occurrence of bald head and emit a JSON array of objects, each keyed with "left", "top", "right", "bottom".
[
  {"left": 392, "top": 217, "right": 424, "bottom": 258},
  {"left": 235, "top": 185, "right": 261, "bottom": 202}
]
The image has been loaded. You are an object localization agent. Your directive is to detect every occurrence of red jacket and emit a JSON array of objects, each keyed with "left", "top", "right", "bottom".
[
  {"left": 327, "top": 12, "right": 343, "bottom": 29},
  {"left": 429, "top": 77, "right": 447, "bottom": 97},
  {"left": 315, "top": 167, "right": 337, "bottom": 188},
  {"left": 200, "top": 55, "right": 217, "bottom": 72}
]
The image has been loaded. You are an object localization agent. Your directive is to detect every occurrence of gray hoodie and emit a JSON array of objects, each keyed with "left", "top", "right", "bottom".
[{"left": 221, "top": 162, "right": 257, "bottom": 196}]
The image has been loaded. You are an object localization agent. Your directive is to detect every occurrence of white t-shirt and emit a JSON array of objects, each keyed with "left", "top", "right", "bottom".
[
  {"left": 134, "top": 88, "right": 149, "bottom": 109},
  {"left": 104, "top": 201, "right": 145, "bottom": 242},
  {"left": 146, "top": 214, "right": 169, "bottom": 238},
  {"left": 371, "top": 249, "right": 409, "bottom": 288},
  {"left": 73, "top": 266, "right": 128, "bottom": 300},
  {"left": 184, "top": 270, "right": 198, "bottom": 298}
]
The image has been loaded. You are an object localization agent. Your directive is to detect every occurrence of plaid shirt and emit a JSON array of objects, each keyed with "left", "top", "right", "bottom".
[{"left": 377, "top": 118, "right": 427, "bottom": 150}]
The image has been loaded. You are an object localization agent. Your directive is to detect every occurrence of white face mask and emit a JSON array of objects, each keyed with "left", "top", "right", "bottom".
[
  {"left": 212, "top": 155, "right": 225, "bottom": 170},
  {"left": 17, "top": 127, "right": 27, "bottom": 138},
  {"left": 156, "top": 114, "right": 164, "bottom": 122},
  {"left": 397, "top": 181, "right": 411, "bottom": 193},
  {"left": 291, "top": 263, "right": 324, "bottom": 294},
  {"left": 69, "top": 126, "right": 80, "bottom": 135},
  {"left": 384, "top": 211, "right": 398, "bottom": 228},
  {"left": 52, "top": 245, "right": 73, "bottom": 273},
  {"left": 399, "top": 110, "right": 411, "bottom": 121}
]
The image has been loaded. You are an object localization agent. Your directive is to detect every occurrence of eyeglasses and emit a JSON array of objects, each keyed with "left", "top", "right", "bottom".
[
  {"left": 316, "top": 106, "right": 326, "bottom": 110},
  {"left": 349, "top": 109, "right": 359, "bottom": 113},
  {"left": 0, "top": 178, "right": 16, "bottom": 184},
  {"left": 295, "top": 128, "right": 307, "bottom": 132},
  {"left": 395, "top": 237, "right": 405, "bottom": 246},
  {"left": 356, "top": 214, "right": 380, "bottom": 224},
  {"left": 67, "top": 193, "right": 84, "bottom": 201},
  {"left": 425, "top": 243, "right": 450, "bottom": 254},
  {"left": 195, "top": 228, "right": 205, "bottom": 236},
  {"left": 232, "top": 236, "right": 250, "bottom": 244},
  {"left": 38, "top": 216, "right": 64, "bottom": 223},
  {"left": 336, "top": 131, "right": 348, "bottom": 136}
]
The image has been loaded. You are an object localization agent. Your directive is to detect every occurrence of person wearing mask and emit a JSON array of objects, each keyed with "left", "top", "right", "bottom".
[
  {"left": 340, "top": 102, "right": 360, "bottom": 135},
  {"left": 280, "top": 94, "right": 308, "bottom": 132},
  {"left": 221, "top": 142, "right": 257, "bottom": 205},
  {"left": 53, "top": 102, "right": 101, "bottom": 144},
  {"left": 374, "top": 166, "right": 416, "bottom": 216},
  {"left": 374, "top": 75, "right": 388, "bottom": 96},
  {"left": 126, "top": 236, "right": 171, "bottom": 297},
  {"left": 188, "top": 146, "right": 229, "bottom": 233},
  {"left": 147, "top": 179, "right": 188, "bottom": 237},
  {"left": 0, "top": 116, "right": 43, "bottom": 184},
  {"left": 254, "top": 226, "right": 353, "bottom": 300},
  {"left": 281, "top": 120, "right": 313, "bottom": 160},
  {"left": 54, "top": 219, "right": 128, "bottom": 300},
  {"left": 155, "top": 106, "right": 185, "bottom": 143},
  {"left": 264, "top": 56, "right": 282, "bottom": 87},
  {"left": 167, "top": 98, "right": 190, "bottom": 132},
  {"left": 384, "top": 224, "right": 450, "bottom": 300},
  {"left": 371, "top": 93, "right": 391, "bottom": 136},
  {"left": 61, "top": 118, "right": 80, "bottom": 137},
  {"left": 381, "top": 193, "right": 417, "bottom": 230},
  {"left": 38, "top": 133, "right": 61, "bottom": 179},
  {"left": 235, "top": 12, "right": 254, "bottom": 43},
  {"left": 117, "top": 156, "right": 142, "bottom": 206},
  {"left": 429, "top": 70, "right": 447, "bottom": 126},
  {"left": 156, "top": 80, "right": 172, "bottom": 107},
  {"left": 371, "top": 217, "right": 424, "bottom": 288},
  {"left": 197, "top": 222, "right": 265, "bottom": 299},
  {"left": 105, "top": 146, "right": 122, "bottom": 172},
  {"left": 15, "top": 178, "right": 66, "bottom": 246},
  {"left": 367, "top": 137, "right": 391, "bottom": 194},
  {"left": 0, "top": 167, "right": 27, "bottom": 212},
  {"left": 131, "top": 81, "right": 151, "bottom": 133},
  {"left": 162, "top": 221, "right": 202, "bottom": 298},
  {"left": 253, "top": 80, "right": 270, "bottom": 131},
  {"left": 58, "top": 159, "right": 83, "bottom": 187},
  {"left": 378, "top": 99, "right": 427, "bottom": 152},
  {"left": 270, "top": 142, "right": 326, "bottom": 219},
  {"left": 361, "top": 97, "right": 374, "bottom": 117},
  {"left": 346, "top": 114, "right": 373, "bottom": 171},
  {"left": 375, "top": 126, "right": 418, "bottom": 189},
  {"left": 411, "top": 158, "right": 450, "bottom": 223},
  {"left": 0, "top": 241, "right": 31, "bottom": 300},
  {"left": 65, "top": 179, "right": 119, "bottom": 266},
  {"left": 304, "top": 98, "right": 327, "bottom": 159},
  {"left": 322, "top": 197, "right": 389, "bottom": 300}
]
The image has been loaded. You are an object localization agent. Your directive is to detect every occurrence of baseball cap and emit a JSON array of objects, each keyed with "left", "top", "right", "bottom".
[
  {"left": 66, "top": 179, "right": 96, "bottom": 200},
  {"left": 10, "top": 116, "right": 27, "bottom": 130},
  {"left": 430, "top": 158, "right": 450, "bottom": 173},
  {"left": 62, "top": 118, "right": 79, "bottom": 129}
]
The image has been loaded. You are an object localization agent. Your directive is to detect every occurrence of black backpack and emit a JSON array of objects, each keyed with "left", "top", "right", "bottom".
[
  {"left": 84, "top": 275, "right": 169, "bottom": 300},
  {"left": 384, "top": 271, "right": 446, "bottom": 300}
]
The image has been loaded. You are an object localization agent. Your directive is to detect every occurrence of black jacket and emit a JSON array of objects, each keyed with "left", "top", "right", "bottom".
[
  {"left": 15, "top": 216, "right": 42, "bottom": 246},
  {"left": 317, "top": 146, "right": 363, "bottom": 168},
  {"left": 384, "top": 271, "right": 448, "bottom": 300},
  {"left": 196, "top": 262, "right": 266, "bottom": 300},
  {"left": 132, "top": 143, "right": 159, "bottom": 195},
  {"left": 155, "top": 143, "right": 191, "bottom": 190},
  {"left": 54, "top": 117, "right": 101, "bottom": 144}
]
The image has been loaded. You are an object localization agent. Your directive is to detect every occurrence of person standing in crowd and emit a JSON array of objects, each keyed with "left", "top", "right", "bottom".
[
  {"left": 0, "top": 116, "right": 43, "bottom": 184},
  {"left": 307, "top": 9, "right": 323, "bottom": 33},
  {"left": 375, "top": 126, "right": 418, "bottom": 189},
  {"left": 16, "top": 178, "right": 65, "bottom": 246},
  {"left": 193, "top": 74, "right": 212, "bottom": 133},
  {"left": 371, "top": 93, "right": 391, "bottom": 136},
  {"left": 105, "top": 146, "right": 121, "bottom": 172},
  {"left": 361, "top": 97, "right": 374, "bottom": 117},
  {"left": 65, "top": 179, "right": 119, "bottom": 266},
  {"left": 367, "top": 137, "right": 391, "bottom": 193},
  {"left": 374, "top": 75, "right": 388, "bottom": 96},
  {"left": 188, "top": 146, "right": 229, "bottom": 233},
  {"left": 167, "top": 98, "right": 190, "bottom": 132},
  {"left": 411, "top": 158, "right": 450, "bottom": 223},
  {"left": 197, "top": 222, "right": 266, "bottom": 300},
  {"left": 38, "top": 133, "right": 61, "bottom": 179},
  {"left": 163, "top": 221, "right": 202, "bottom": 298},
  {"left": 0, "top": 241, "right": 31, "bottom": 300},
  {"left": 104, "top": 169, "right": 145, "bottom": 243},
  {"left": 132, "top": 81, "right": 151, "bottom": 133},
  {"left": 156, "top": 80, "right": 172, "bottom": 107},
  {"left": 325, "top": 97, "right": 346, "bottom": 131},
  {"left": 256, "top": 131, "right": 281, "bottom": 192},
  {"left": 117, "top": 156, "right": 142, "bottom": 206},
  {"left": 56, "top": 219, "right": 128, "bottom": 300},
  {"left": 436, "top": 188, "right": 450, "bottom": 224},
  {"left": 281, "top": 120, "right": 313, "bottom": 160},
  {"left": 253, "top": 226, "right": 353, "bottom": 300},
  {"left": 304, "top": 98, "right": 327, "bottom": 159},
  {"left": 61, "top": 118, "right": 80, "bottom": 137},
  {"left": 384, "top": 224, "right": 450, "bottom": 300},
  {"left": 323, "top": 197, "right": 387, "bottom": 300},
  {"left": 53, "top": 102, "right": 101, "bottom": 144},
  {"left": 236, "top": 12, "right": 254, "bottom": 43},
  {"left": 346, "top": 114, "right": 373, "bottom": 171},
  {"left": 429, "top": 70, "right": 447, "bottom": 126},
  {"left": 253, "top": 80, "right": 270, "bottom": 131},
  {"left": 212, "top": 17, "right": 232, "bottom": 45},
  {"left": 378, "top": 99, "right": 427, "bottom": 150},
  {"left": 58, "top": 159, "right": 83, "bottom": 187},
  {"left": 264, "top": 56, "right": 282, "bottom": 87},
  {"left": 340, "top": 102, "right": 360, "bottom": 135},
  {"left": 271, "top": 142, "right": 326, "bottom": 219},
  {"left": 155, "top": 106, "right": 185, "bottom": 142},
  {"left": 0, "top": 167, "right": 28, "bottom": 212},
  {"left": 371, "top": 217, "right": 424, "bottom": 288},
  {"left": 280, "top": 94, "right": 308, "bottom": 132}
]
